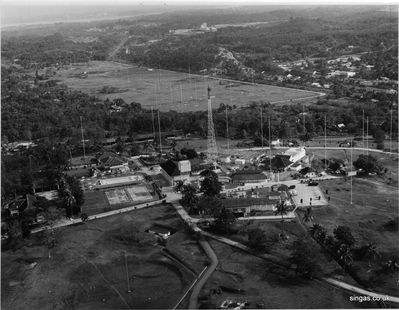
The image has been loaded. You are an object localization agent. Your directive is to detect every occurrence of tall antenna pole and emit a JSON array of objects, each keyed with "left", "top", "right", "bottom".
[
  {"left": 260, "top": 107, "right": 264, "bottom": 149},
  {"left": 350, "top": 141, "right": 353, "bottom": 205},
  {"left": 124, "top": 252, "right": 131, "bottom": 293},
  {"left": 269, "top": 117, "right": 272, "bottom": 178},
  {"left": 151, "top": 106, "right": 156, "bottom": 141},
  {"left": 324, "top": 114, "right": 327, "bottom": 170},
  {"left": 80, "top": 116, "right": 86, "bottom": 161},
  {"left": 390, "top": 109, "right": 393, "bottom": 154},
  {"left": 180, "top": 84, "right": 183, "bottom": 111},
  {"left": 207, "top": 86, "right": 218, "bottom": 162},
  {"left": 194, "top": 79, "right": 198, "bottom": 107},
  {"left": 170, "top": 82, "right": 174, "bottom": 108},
  {"left": 362, "top": 109, "right": 365, "bottom": 154},
  {"left": 226, "top": 106, "right": 229, "bottom": 153},
  {"left": 157, "top": 109, "right": 162, "bottom": 154},
  {"left": 366, "top": 117, "right": 369, "bottom": 155}
]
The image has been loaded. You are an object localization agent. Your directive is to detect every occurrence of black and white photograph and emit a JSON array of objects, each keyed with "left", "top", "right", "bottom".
[{"left": 1, "top": 0, "right": 398, "bottom": 309}]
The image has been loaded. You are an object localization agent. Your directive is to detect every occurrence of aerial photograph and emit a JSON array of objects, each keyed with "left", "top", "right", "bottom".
[{"left": 1, "top": 0, "right": 398, "bottom": 309}]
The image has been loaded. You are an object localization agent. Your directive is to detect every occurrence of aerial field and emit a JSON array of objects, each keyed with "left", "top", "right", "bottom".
[
  {"left": 313, "top": 178, "right": 399, "bottom": 297},
  {"left": 54, "top": 61, "right": 324, "bottom": 112},
  {"left": 199, "top": 240, "right": 372, "bottom": 309},
  {"left": 1, "top": 204, "right": 208, "bottom": 310}
]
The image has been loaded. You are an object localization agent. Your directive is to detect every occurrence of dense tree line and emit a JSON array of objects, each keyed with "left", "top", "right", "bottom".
[{"left": 2, "top": 65, "right": 397, "bottom": 147}]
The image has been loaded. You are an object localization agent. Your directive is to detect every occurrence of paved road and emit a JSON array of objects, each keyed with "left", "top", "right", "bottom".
[
  {"left": 232, "top": 146, "right": 399, "bottom": 155},
  {"left": 188, "top": 238, "right": 218, "bottom": 309},
  {"left": 171, "top": 202, "right": 219, "bottom": 310}
]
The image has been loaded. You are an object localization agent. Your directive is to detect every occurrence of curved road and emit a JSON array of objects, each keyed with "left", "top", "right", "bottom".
[
  {"left": 188, "top": 238, "right": 218, "bottom": 309},
  {"left": 171, "top": 202, "right": 219, "bottom": 310},
  {"left": 170, "top": 200, "right": 399, "bottom": 306}
]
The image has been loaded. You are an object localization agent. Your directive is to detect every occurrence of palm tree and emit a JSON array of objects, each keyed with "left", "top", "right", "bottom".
[
  {"left": 363, "top": 243, "right": 378, "bottom": 267},
  {"left": 385, "top": 256, "right": 399, "bottom": 273},
  {"left": 338, "top": 244, "right": 353, "bottom": 273},
  {"left": 274, "top": 201, "right": 289, "bottom": 231},
  {"left": 63, "top": 188, "right": 76, "bottom": 218},
  {"left": 302, "top": 206, "right": 314, "bottom": 223},
  {"left": 309, "top": 223, "right": 322, "bottom": 236}
]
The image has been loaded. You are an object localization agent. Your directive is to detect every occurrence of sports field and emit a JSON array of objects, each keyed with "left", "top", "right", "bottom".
[{"left": 54, "top": 61, "right": 324, "bottom": 112}]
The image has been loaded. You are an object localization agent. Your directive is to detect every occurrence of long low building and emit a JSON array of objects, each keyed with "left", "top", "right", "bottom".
[
  {"left": 95, "top": 175, "right": 144, "bottom": 189},
  {"left": 230, "top": 170, "right": 269, "bottom": 184},
  {"left": 221, "top": 191, "right": 291, "bottom": 217}
]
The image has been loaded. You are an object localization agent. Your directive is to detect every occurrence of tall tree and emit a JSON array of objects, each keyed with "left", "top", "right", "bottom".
[
  {"left": 200, "top": 170, "right": 222, "bottom": 197},
  {"left": 181, "top": 184, "right": 199, "bottom": 214},
  {"left": 274, "top": 201, "right": 289, "bottom": 231}
]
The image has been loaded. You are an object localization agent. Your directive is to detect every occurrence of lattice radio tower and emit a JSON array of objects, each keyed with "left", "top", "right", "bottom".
[{"left": 207, "top": 85, "right": 218, "bottom": 162}]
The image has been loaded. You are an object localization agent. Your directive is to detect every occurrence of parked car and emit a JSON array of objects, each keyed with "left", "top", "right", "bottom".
[{"left": 308, "top": 181, "right": 319, "bottom": 186}]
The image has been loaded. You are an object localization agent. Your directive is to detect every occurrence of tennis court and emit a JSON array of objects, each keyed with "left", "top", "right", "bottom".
[
  {"left": 125, "top": 185, "right": 154, "bottom": 203},
  {"left": 105, "top": 185, "right": 154, "bottom": 206},
  {"left": 105, "top": 188, "right": 131, "bottom": 205}
]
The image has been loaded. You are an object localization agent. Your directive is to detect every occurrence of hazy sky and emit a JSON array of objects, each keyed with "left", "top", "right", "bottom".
[{"left": 3, "top": 0, "right": 396, "bottom": 6}]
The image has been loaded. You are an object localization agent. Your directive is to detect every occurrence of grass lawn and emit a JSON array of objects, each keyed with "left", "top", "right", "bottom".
[
  {"left": 308, "top": 177, "right": 399, "bottom": 296},
  {"left": 54, "top": 61, "right": 322, "bottom": 112},
  {"left": 199, "top": 240, "right": 376, "bottom": 309},
  {"left": 1, "top": 204, "right": 207, "bottom": 310},
  {"left": 218, "top": 220, "right": 349, "bottom": 280}
]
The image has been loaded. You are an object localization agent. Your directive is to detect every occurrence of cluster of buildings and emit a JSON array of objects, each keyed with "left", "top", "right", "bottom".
[
  {"left": 273, "top": 50, "right": 397, "bottom": 94},
  {"left": 169, "top": 22, "right": 217, "bottom": 36}
]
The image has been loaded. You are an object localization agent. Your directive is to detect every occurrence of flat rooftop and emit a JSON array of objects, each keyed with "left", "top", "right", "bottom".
[{"left": 98, "top": 175, "right": 144, "bottom": 186}]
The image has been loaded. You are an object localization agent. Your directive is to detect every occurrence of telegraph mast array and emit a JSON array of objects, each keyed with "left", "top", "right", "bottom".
[{"left": 206, "top": 86, "right": 218, "bottom": 162}]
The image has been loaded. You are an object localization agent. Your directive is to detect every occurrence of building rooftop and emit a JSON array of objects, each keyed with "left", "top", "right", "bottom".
[{"left": 160, "top": 160, "right": 180, "bottom": 177}]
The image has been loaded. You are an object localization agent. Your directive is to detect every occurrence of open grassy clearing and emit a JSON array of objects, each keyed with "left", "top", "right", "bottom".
[
  {"left": 53, "top": 61, "right": 322, "bottom": 112},
  {"left": 309, "top": 148, "right": 399, "bottom": 183},
  {"left": 1, "top": 204, "right": 208, "bottom": 310},
  {"left": 199, "top": 240, "right": 375, "bottom": 309},
  {"left": 215, "top": 220, "right": 351, "bottom": 281},
  {"left": 308, "top": 178, "right": 399, "bottom": 296}
]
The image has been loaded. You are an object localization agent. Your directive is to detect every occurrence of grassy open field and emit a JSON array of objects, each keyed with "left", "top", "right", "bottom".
[
  {"left": 199, "top": 240, "right": 376, "bottom": 309},
  {"left": 308, "top": 148, "right": 399, "bottom": 184},
  {"left": 309, "top": 177, "right": 399, "bottom": 296},
  {"left": 53, "top": 61, "right": 323, "bottom": 112},
  {"left": 1, "top": 204, "right": 208, "bottom": 310}
]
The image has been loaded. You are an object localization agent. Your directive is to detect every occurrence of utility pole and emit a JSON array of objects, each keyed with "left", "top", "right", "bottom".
[
  {"left": 80, "top": 116, "right": 86, "bottom": 161},
  {"left": 302, "top": 104, "right": 305, "bottom": 133}
]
